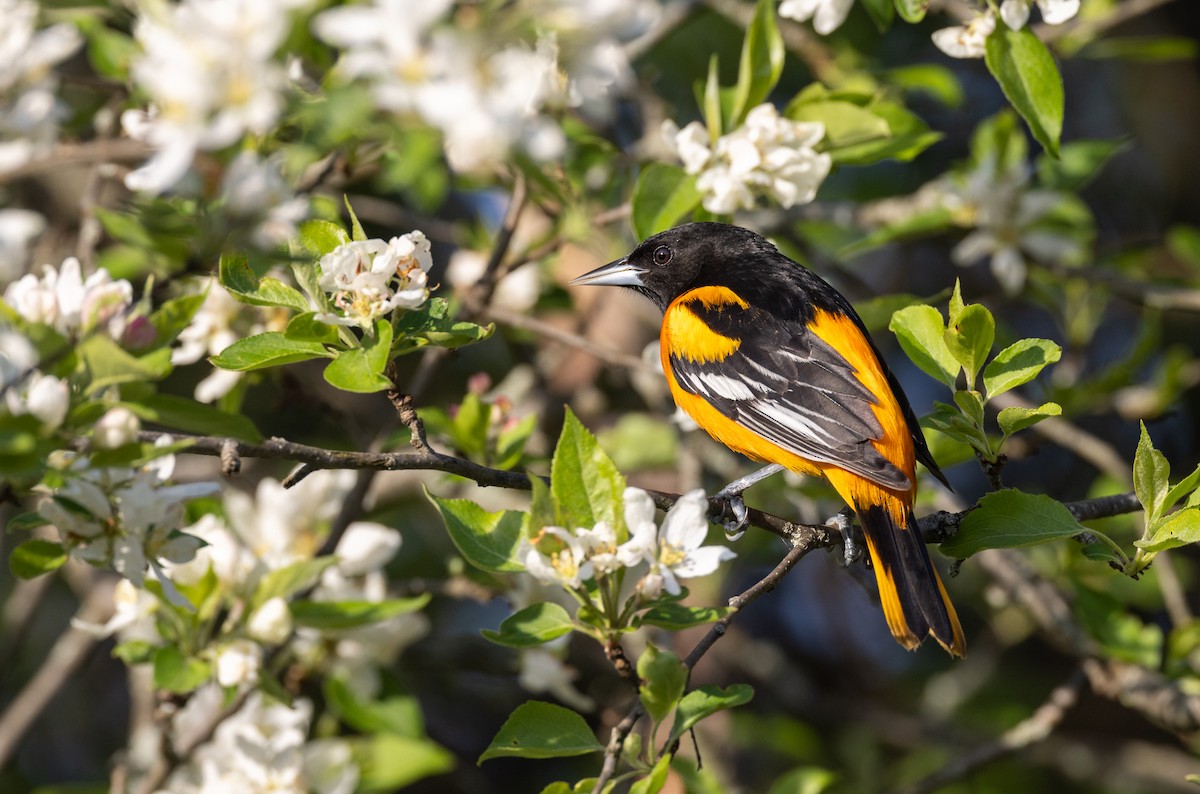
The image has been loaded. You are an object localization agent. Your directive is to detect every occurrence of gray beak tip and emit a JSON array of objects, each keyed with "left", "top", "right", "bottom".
[{"left": 569, "top": 258, "right": 646, "bottom": 289}]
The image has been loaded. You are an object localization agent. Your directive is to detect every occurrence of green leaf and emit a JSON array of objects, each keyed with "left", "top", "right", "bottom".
[
  {"left": 481, "top": 602, "right": 576, "bottom": 648},
  {"left": 1134, "top": 422, "right": 1171, "bottom": 523},
  {"left": 638, "top": 644, "right": 688, "bottom": 724},
  {"left": 210, "top": 332, "right": 331, "bottom": 372},
  {"left": 345, "top": 196, "right": 367, "bottom": 242},
  {"left": 859, "top": 0, "right": 895, "bottom": 31},
  {"left": 78, "top": 335, "right": 172, "bottom": 392},
  {"left": 296, "top": 219, "right": 350, "bottom": 258},
  {"left": 9, "top": 539, "right": 66, "bottom": 579},
  {"left": 289, "top": 596, "right": 431, "bottom": 630},
  {"left": 85, "top": 25, "right": 139, "bottom": 81},
  {"left": 112, "top": 640, "right": 157, "bottom": 665},
  {"left": 1037, "top": 138, "right": 1129, "bottom": 191},
  {"left": 124, "top": 394, "right": 262, "bottom": 442},
  {"left": 1074, "top": 587, "right": 1162, "bottom": 667},
  {"left": 985, "top": 25, "right": 1064, "bottom": 157},
  {"left": 353, "top": 734, "right": 455, "bottom": 792},
  {"left": 325, "top": 675, "right": 424, "bottom": 737},
  {"left": 1163, "top": 463, "right": 1200, "bottom": 515},
  {"left": 922, "top": 402, "right": 987, "bottom": 452},
  {"left": 885, "top": 64, "right": 963, "bottom": 108},
  {"left": 953, "top": 389, "right": 985, "bottom": 430},
  {"left": 323, "top": 322, "right": 394, "bottom": 393},
  {"left": 631, "top": 164, "right": 703, "bottom": 240},
  {"left": 768, "top": 766, "right": 838, "bottom": 794},
  {"left": 1079, "top": 35, "right": 1200, "bottom": 62},
  {"left": 668, "top": 684, "right": 754, "bottom": 744},
  {"left": 788, "top": 101, "right": 891, "bottom": 149},
  {"left": 828, "top": 101, "right": 941, "bottom": 166},
  {"left": 630, "top": 754, "right": 673, "bottom": 794},
  {"left": 479, "top": 701, "right": 603, "bottom": 763},
  {"left": 285, "top": 312, "right": 340, "bottom": 344},
  {"left": 1136, "top": 507, "right": 1200, "bottom": 553},
  {"left": 427, "top": 492, "right": 525, "bottom": 573},
  {"left": 982, "top": 338, "right": 1062, "bottom": 397},
  {"left": 731, "top": 0, "right": 784, "bottom": 125},
  {"left": 702, "top": 55, "right": 723, "bottom": 141},
  {"left": 5, "top": 512, "right": 47, "bottom": 533},
  {"left": 889, "top": 305, "right": 958, "bottom": 386},
  {"left": 250, "top": 556, "right": 338, "bottom": 611},
  {"left": 997, "top": 402, "right": 1062, "bottom": 436},
  {"left": 148, "top": 292, "right": 206, "bottom": 348},
  {"left": 152, "top": 646, "right": 211, "bottom": 694},
  {"left": 943, "top": 304, "right": 994, "bottom": 386},
  {"left": 218, "top": 252, "right": 310, "bottom": 312},
  {"left": 893, "top": 0, "right": 928, "bottom": 23},
  {"left": 940, "top": 490, "right": 1085, "bottom": 558},
  {"left": 636, "top": 603, "right": 731, "bottom": 630},
  {"left": 551, "top": 408, "right": 627, "bottom": 533}
]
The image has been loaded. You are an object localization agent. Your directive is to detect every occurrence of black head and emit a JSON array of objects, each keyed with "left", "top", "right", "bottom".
[{"left": 571, "top": 222, "right": 790, "bottom": 312}]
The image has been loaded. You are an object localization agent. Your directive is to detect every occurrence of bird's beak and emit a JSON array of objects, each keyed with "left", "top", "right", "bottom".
[{"left": 569, "top": 257, "right": 646, "bottom": 288}]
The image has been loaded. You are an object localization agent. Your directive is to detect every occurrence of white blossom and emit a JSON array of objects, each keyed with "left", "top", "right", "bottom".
[
  {"left": 0, "top": 0, "right": 81, "bottom": 173},
  {"left": 2, "top": 256, "right": 133, "bottom": 339},
  {"left": 519, "top": 644, "right": 596, "bottom": 712},
  {"left": 779, "top": 0, "right": 856, "bottom": 36},
  {"left": 71, "top": 578, "right": 160, "bottom": 639},
  {"left": 314, "top": 2, "right": 579, "bottom": 173},
  {"left": 617, "top": 489, "right": 735, "bottom": 597},
  {"left": 0, "top": 326, "right": 37, "bottom": 389},
  {"left": 1000, "top": 0, "right": 1080, "bottom": 29},
  {"left": 122, "top": 0, "right": 312, "bottom": 194},
  {"left": 5, "top": 371, "right": 69, "bottom": 430},
  {"left": 663, "top": 104, "right": 832, "bottom": 215},
  {"left": 93, "top": 407, "right": 141, "bottom": 449},
  {"left": 577, "top": 521, "right": 621, "bottom": 575},
  {"left": 946, "top": 156, "right": 1087, "bottom": 293},
  {"left": 247, "top": 596, "right": 293, "bottom": 644},
  {"left": 446, "top": 249, "right": 540, "bottom": 312},
  {"left": 215, "top": 639, "right": 262, "bottom": 688},
  {"left": 171, "top": 277, "right": 285, "bottom": 403},
  {"left": 332, "top": 521, "right": 401, "bottom": 577},
  {"left": 160, "top": 691, "right": 359, "bottom": 794},
  {"left": 220, "top": 151, "right": 309, "bottom": 249},
  {"left": 932, "top": 13, "right": 996, "bottom": 59},
  {"left": 36, "top": 447, "right": 218, "bottom": 600},
  {"left": 521, "top": 526, "right": 594, "bottom": 589},
  {"left": 316, "top": 233, "right": 431, "bottom": 329},
  {"left": 0, "top": 208, "right": 44, "bottom": 280}
]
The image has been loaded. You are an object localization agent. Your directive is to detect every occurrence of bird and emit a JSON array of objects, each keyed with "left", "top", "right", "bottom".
[{"left": 571, "top": 222, "right": 964, "bottom": 656}]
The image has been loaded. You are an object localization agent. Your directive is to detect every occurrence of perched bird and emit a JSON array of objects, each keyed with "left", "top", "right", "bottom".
[{"left": 572, "top": 222, "right": 964, "bottom": 656}]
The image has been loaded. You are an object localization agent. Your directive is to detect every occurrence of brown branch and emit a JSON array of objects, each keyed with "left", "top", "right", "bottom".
[
  {"left": 0, "top": 139, "right": 152, "bottom": 184},
  {"left": 991, "top": 393, "right": 1131, "bottom": 483},
  {"left": 1037, "top": 0, "right": 1181, "bottom": 43},
  {"left": 897, "top": 666, "right": 1086, "bottom": 794}
]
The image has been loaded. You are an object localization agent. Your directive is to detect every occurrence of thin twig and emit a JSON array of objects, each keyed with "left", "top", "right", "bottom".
[
  {"left": 1037, "top": 0, "right": 1180, "bottom": 43},
  {"left": 896, "top": 666, "right": 1086, "bottom": 794},
  {"left": 595, "top": 540, "right": 816, "bottom": 791},
  {"left": 0, "top": 139, "right": 152, "bottom": 184}
]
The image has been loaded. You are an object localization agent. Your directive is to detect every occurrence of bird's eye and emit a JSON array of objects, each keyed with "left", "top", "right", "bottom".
[{"left": 653, "top": 245, "right": 672, "bottom": 265}]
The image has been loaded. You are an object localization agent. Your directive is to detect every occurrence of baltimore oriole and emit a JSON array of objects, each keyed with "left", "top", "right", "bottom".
[{"left": 572, "top": 222, "right": 965, "bottom": 656}]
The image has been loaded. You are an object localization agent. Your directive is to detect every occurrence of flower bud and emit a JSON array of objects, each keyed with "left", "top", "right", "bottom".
[
  {"left": 334, "top": 522, "right": 401, "bottom": 576},
  {"left": 247, "top": 597, "right": 293, "bottom": 645},
  {"left": 94, "top": 406, "right": 140, "bottom": 448},
  {"left": 215, "top": 640, "right": 262, "bottom": 688}
]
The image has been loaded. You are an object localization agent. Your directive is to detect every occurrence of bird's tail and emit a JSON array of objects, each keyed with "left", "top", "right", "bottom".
[{"left": 856, "top": 497, "right": 965, "bottom": 657}]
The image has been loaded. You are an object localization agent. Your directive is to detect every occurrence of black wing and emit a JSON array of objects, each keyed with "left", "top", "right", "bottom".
[{"left": 669, "top": 304, "right": 911, "bottom": 491}]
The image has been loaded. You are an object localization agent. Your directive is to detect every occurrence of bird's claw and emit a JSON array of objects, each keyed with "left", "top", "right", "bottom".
[
  {"left": 826, "top": 510, "right": 861, "bottom": 567},
  {"left": 722, "top": 495, "right": 749, "bottom": 541}
]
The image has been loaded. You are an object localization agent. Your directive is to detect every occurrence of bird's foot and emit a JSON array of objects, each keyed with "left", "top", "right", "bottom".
[
  {"left": 708, "top": 463, "right": 784, "bottom": 541},
  {"left": 826, "top": 509, "right": 861, "bottom": 567}
]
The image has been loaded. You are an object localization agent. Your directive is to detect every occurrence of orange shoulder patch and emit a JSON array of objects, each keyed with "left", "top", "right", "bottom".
[{"left": 661, "top": 286, "right": 747, "bottom": 364}]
